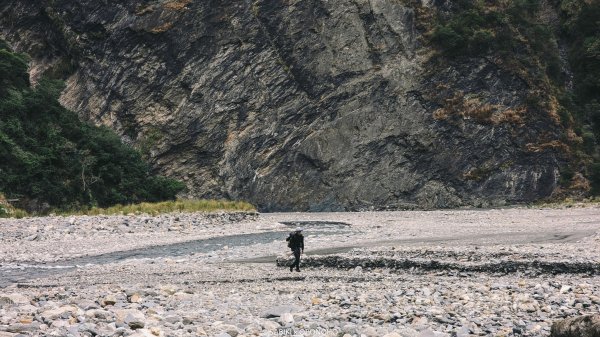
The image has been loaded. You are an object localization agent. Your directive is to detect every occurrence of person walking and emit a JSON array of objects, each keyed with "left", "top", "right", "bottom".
[{"left": 286, "top": 227, "right": 304, "bottom": 272}]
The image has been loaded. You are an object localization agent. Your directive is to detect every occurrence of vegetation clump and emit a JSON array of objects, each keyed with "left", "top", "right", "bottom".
[
  {"left": 557, "top": 0, "right": 600, "bottom": 194},
  {"left": 0, "top": 41, "right": 186, "bottom": 213},
  {"left": 163, "top": 0, "right": 192, "bottom": 11},
  {"left": 0, "top": 193, "right": 27, "bottom": 218},
  {"left": 429, "top": 0, "right": 600, "bottom": 196},
  {"left": 61, "top": 199, "right": 256, "bottom": 216},
  {"left": 430, "top": 0, "right": 562, "bottom": 98}
]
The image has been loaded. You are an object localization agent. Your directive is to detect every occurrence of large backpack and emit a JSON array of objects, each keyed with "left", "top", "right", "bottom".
[{"left": 286, "top": 233, "right": 293, "bottom": 248}]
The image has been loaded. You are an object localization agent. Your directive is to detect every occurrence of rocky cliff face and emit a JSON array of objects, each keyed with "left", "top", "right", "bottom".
[{"left": 0, "top": 0, "right": 569, "bottom": 211}]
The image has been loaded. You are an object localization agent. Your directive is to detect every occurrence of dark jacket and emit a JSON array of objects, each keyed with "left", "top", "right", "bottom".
[{"left": 286, "top": 232, "right": 304, "bottom": 250}]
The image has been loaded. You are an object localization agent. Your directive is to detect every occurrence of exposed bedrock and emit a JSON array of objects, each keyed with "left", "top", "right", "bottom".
[{"left": 0, "top": 0, "right": 567, "bottom": 211}]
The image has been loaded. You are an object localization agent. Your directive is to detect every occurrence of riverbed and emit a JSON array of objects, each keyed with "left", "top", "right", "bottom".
[{"left": 0, "top": 206, "right": 599, "bottom": 336}]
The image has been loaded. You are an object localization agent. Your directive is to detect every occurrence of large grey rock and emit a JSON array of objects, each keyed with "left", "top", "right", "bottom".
[
  {"left": 128, "top": 329, "right": 157, "bottom": 337},
  {"left": 217, "top": 324, "right": 239, "bottom": 337},
  {"left": 5, "top": 322, "right": 41, "bottom": 333},
  {"left": 0, "top": 332, "right": 18, "bottom": 337},
  {"left": 551, "top": 315, "right": 600, "bottom": 337},
  {"left": 76, "top": 300, "right": 99, "bottom": 311},
  {"left": 361, "top": 326, "right": 379, "bottom": 337},
  {"left": 279, "top": 312, "right": 294, "bottom": 326},
  {"left": 124, "top": 312, "right": 146, "bottom": 330},
  {"left": 4, "top": 294, "right": 29, "bottom": 305},
  {"left": 163, "top": 315, "right": 181, "bottom": 324},
  {"left": 417, "top": 329, "right": 436, "bottom": 337},
  {"left": 40, "top": 305, "right": 79, "bottom": 321},
  {"left": 214, "top": 333, "right": 232, "bottom": 337},
  {"left": 0, "top": 297, "right": 14, "bottom": 308},
  {"left": 260, "top": 305, "right": 302, "bottom": 318},
  {"left": 0, "top": 0, "right": 567, "bottom": 211},
  {"left": 84, "top": 309, "right": 114, "bottom": 321},
  {"left": 100, "top": 295, "right": 117, "bottom": 307}
]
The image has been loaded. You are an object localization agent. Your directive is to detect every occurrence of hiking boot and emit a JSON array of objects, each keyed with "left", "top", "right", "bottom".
[{"left": 295, "top": 268, "right": 300, "bottom": 272}]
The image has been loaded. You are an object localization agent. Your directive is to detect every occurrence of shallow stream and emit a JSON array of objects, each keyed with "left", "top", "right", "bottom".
[{"left": 0, "top": 221, "right": 352, "bottom": 287}]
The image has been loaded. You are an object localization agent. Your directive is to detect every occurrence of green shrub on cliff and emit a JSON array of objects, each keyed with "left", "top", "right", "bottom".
[
  {"left": 0, "top": 193, "right": 27, "bottom": 218},
  {"left": 558, "top": 0, "right": 600, "bottom": 193},
  {"left": 0, "top": 42, "right": 185, "bottom": 212},
  {"left": 431, "top": 8, "right": 503, "bottom": 57},
  {"left": 431, "top": 0, "right": 560, "bottom": 83},
  {"left": 560, "top": 1, "right": 600, "bottom": 130},
  {"left": 431, "top": 0, "right": 600, "bottom": 195}
]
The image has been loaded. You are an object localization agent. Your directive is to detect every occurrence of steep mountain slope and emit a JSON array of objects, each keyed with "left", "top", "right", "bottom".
[{"left": 0, "top": 0, "right": 584, "bottom": 211}]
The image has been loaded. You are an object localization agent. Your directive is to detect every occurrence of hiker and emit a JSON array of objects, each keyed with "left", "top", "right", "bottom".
[{"left": 286, "top": 227, "right": 304, "bottom": 272}]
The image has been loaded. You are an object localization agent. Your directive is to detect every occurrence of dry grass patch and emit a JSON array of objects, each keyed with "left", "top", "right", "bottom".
[
  {"left": 433, "top": 91, "right": 524, "bottom": 125},
  {"left": 525, "top": 140, "right": 570, "bottom": 153},
  {"left": 0, "top": 194, "right": 28, "bottom": 219},
  {"left": 135, "top": 4, "right": 156, "bottom": 16},
  {"left": 163, "top": 0, "right": 192, "bottom": 11},
  {"left": 60, "top": 199, "right": 256, "bottom": 216},
  {"left": 150, "top": 22, "right": 174, "bottom": 34}
]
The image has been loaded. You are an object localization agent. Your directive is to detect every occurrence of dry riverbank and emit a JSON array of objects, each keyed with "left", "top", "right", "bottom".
[{"left": 0, "top": 206, "right": 599, "bottom": 336}]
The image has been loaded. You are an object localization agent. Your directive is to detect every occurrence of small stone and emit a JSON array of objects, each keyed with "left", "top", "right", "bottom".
[
  {"left": 163, "top": 315, "right": 181, "bottom": 324},
  {"left": 25, "top": 234, "right": 38, "bottom": 241},
  {"left": 361, "top": 326, "right": 378, "bottom": 337},
  {"left": 0, "top": 297, "right": 14, "bottom": 308},
  {"left": 128, "top": 329, "right": 156, "bottom": 337},
  {"left": 261, "top": 320, "right": 280, "bottom": 330},
  {"left": 519, "top": 303, "right": 537, "bottom": 313},
  {"left": 280, "top": 312, "right": 294, "bottom": 326},
  {"left": 417, "top": 329, "right": 436, "bottom": 337},
  {"left": 560, "top": 285, "right": 572, "bottom": 294},
  {"left": 216, "top": 324, "right": 239, "bottom": 337},
  {"left": 50, "top": 319, "right": 70, "bottom": 328},
  {"left": 160, "top": 285, "right": 177, "bottom": 295},
  {"left": 124, "top": 312, "right": 145, "bottom": 330},
  {"left": 0, "top": 332, "right": 19, "bottom": 337},
  {"left": 529, "top": 324, "right": 542, "bottom": 333},
  {"left": 455, "top": 326, "right": 470, "bottom": 337},
  {"left": 40, "top": 305, "right": 78, "bottom": 321},
  {"left": 411, "top": 316, "right": 429, "bottom": 330},
  {"left": 5, "top": 322, "right": 41, "bottom": 333},
  {"left": 77, "top": 300, "right": 99, "bottom": 310},
  {"left": 5, "top": 294, "right": 29, "bottom": 305},
  {"left": 101, "top": 295, "right": 117, "bottom": 307},
  {"left": 341, "top": 323, "right": 358, "bottom": 335},
  {"left": 85, "top": 309, "right": 113, "bottom": 321},
  {"left": 129, "top": 293, "right": 142, "bottom": 303},
  {"left": 260, "top": 305, "right": 301, "bottom": 318}
]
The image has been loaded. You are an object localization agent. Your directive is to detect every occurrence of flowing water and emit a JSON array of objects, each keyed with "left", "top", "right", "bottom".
[{"left": 0, "top": 221, "right": 352, "bottom": 287}]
